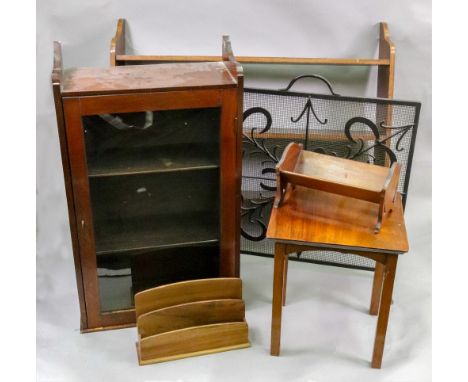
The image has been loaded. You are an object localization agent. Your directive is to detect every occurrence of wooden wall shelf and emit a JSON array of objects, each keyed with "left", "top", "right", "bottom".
[
  {"left": 135, "top": 278, "right": 250, "bottom": 365},
  {"left": 116, "top": 55, "right": 390, "bottom": 66},
  {"left": 110, "top": 18, "right": 395, "bottom": 99},
  {"left": 104, "top": 18, "right": 403, "bottom": 277}
]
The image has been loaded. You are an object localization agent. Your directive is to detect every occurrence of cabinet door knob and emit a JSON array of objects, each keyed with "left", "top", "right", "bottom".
[{"left": 81, "top": 220, "right": 85, "bottom": 229}]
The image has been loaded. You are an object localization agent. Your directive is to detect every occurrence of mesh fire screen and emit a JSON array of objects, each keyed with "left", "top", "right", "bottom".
[{"left": 241, "top": 87, "right": 421, "bottom": 270}]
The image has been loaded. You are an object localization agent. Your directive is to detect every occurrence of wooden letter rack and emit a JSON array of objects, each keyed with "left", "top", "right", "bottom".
[
  {"left": 275, "top": 143, "right": 401, "bottom": 233},
  {"left": 135, "top": 278, "right": 250, "bottom": 365}
]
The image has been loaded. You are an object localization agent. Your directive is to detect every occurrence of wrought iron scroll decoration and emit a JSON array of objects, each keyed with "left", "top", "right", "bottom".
[
  {"left": 241, "top": 107, "right": 277, "bottom": 241},
  {"left": 290, "top": 97, "right": 328, "bottom": 150},
  {"left": 284, "top": 74, "right": 335, "bottom": 150},
  {"left": 344, "top": 117, "right": 416, "bottom": 166}
]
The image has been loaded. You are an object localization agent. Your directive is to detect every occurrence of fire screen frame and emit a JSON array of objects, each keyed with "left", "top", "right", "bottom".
[{"left": 241, "top": 84, "right": 421, "bottom": 271}]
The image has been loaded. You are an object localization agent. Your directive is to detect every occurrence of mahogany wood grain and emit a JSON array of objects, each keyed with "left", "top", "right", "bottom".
[
  {"left": 275, "top": 142, "right": 302, "bottom": 207},
  {"left": 377, "top": 163, "right": 402, "bottom": 232},
  {"left": 54, "top": 39, "right": 243, "bottom": 330},
  {"left": 372, "top": 255, "right": 398, "bottom": 368},
  {"left": 267, "top": 187, "right": 408, "bottom": 254},
  {"left": 249, "top": 130, "right": 377, "bottom": 142},
  {"left": 294, "top": 150, "right": 390, "bottom": 193},
  {"left": 382, "top": 163, "right": 401, "bottom": 212},
  {"left": 52, "top": 42, "right": 88, "bottom": 330},
  {"left": 277, "top": 142, "right": 302, "bottom": 173},
  {"left": 269, "top": 182, "right": 406, "bottom": 367},
  {"left": 81, "top": 321, "right": 135, "bottom": 333},
  {"left": 118, "top": 55, "right": 390, "bottom": 66},
  {"left": 220, "top": 89, "right": 242, "bottom": 277},
  {"left": 369, "top": 262, "right": 385, "bottom": 315},
  {"left": 135, "top": 277, "right": 249, "bottom": 364},
  {"left": 138, "top": 322, "right": 250, "bottom": 365},
  {"left": 270, "top": 239, "right": 401, "bottom": 367},
  {"left": 220, "top": 90, "right": 242, "bottom": 277},
  {"left": 282, "top": 255, "right": 289, "bottom": 307},
  {"left": 222, "top": 35, "right": 243, "bottom": 80},
  {"left": 111, "top": 19, "right": 393, "bottom": 67},
  {"left": 77, "top": 89, "right": 222, "bottom": 116},
  {"left": 62, "top": 97, "right": 102, "bottom": 329},
  {"left": 376, "top": 22, "right": 396, "bottom": 168},
  {"left": 377, "top": 22, "right": 395, "bottom": 99},
  {"left": 279, "top": 243, "right": 389, "bottom": 265},
  {"left": 373, "top": 21, "right": 396, "bottom": 294},
  {"left": 135, "top": 278, "right": 242, "bottom": 317},
  {"left": 61, "top": 62, "right": 237, "bottom": 96},
  {"left": 231, "top": 61, "right": 244, "bottom": 278},
  {"left": 271, "top": 242, "right": 287, "bottom": 356},
  {"left": 137, "top": 299, "right": 245, "bottom": 338},
  {"left": 110, "top": 18, "right": 125, "bottom": 66},
  {"left": 275, "top": 144, "right": 402, "bottom": 232}
]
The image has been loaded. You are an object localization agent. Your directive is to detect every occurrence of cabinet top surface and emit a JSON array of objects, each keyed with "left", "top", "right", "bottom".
[{"left": 61, "top": 62, "right": 237, "bottom": 96}]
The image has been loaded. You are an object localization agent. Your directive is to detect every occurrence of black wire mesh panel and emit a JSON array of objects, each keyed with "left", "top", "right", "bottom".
[{"left": 241, "top": 87, "right": 421, "bottom": 270}]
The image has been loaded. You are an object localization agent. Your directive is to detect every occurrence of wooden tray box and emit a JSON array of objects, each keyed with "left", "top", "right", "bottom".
[{"left": 275, "top": 143, "right": 401, "bottom": 232}]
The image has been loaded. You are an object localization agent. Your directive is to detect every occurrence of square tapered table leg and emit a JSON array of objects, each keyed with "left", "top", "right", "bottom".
[
  {"left": 371, "top": 255, "right": 398, "bottom": 368},
  {"left": 282, "top": 254, "right": 289, "bottom": 306},
  {"left": 370, "top": 262, "right": 385, "bottom": 315},
  {"left": 271, "top": 242, "right": 287, "bottom": 356}
]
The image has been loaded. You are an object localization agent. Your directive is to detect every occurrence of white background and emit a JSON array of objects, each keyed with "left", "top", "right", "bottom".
[{"left": 35, "top": 1, "right": 432, "bottom": 381}]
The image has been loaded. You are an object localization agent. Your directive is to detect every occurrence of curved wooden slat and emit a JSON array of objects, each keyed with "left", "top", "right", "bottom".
[
  {"left": 138, "top": 322, "right": 250, "bottom": 364},
  {"left": 134, "top": 278, "right": 242, "bottom": 317},
  {"left": 137, "top": 299, "right": 245, "bottom": 338}
]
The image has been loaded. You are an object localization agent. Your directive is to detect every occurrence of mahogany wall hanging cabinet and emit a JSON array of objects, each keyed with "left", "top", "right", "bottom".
[{"left": 52, "top": 37, "right": 244, "bottom": 332}]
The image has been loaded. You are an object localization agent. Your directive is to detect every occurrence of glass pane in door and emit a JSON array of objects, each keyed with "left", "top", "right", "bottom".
[{"left": 82, "top": 108, "right": 221, "bottom": 312}]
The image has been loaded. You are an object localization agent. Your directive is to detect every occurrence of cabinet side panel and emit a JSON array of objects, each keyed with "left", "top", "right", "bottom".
[
  {"left": 220, "top": 89, "right": 241, "bottom": 277},
  {"left": 235, "top": 76, "right": 244, "bottom": 276},
  {"left": 52, "top": 86, "right": 88, "bottom": 330},
  {"left": 62, "top": 97, "right": 102, "bottom": 329}
]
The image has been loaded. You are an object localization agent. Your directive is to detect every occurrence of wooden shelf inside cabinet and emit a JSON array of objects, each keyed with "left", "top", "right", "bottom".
[
  {"left": 83, "top": 109, "right": 221, "bottom": 177},
  {"left": 87, "top": 146, "right": 219, "bottom": 178},
  {"left": 275, "top": 143, "right": 401, "bottom": 232},
  {"left": 94, "top": 213, "right": 219, "bottom": 255},
  {"left": 135, "top": 278, "right": 250, "bottom": 365}
]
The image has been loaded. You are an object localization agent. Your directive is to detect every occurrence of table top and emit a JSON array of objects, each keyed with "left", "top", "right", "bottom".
[{"left": 267, "top": 186, "right": 408, "bottom": 254}]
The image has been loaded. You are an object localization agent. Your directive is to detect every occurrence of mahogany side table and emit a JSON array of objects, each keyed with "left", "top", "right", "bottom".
[{"left": 267, "top": 186, "right": 409, "bottom": 369}]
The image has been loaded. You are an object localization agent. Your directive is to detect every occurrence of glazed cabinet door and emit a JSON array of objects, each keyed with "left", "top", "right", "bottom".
[{"left": 62, "top": 89, "right": 240, "bottom": 329}]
